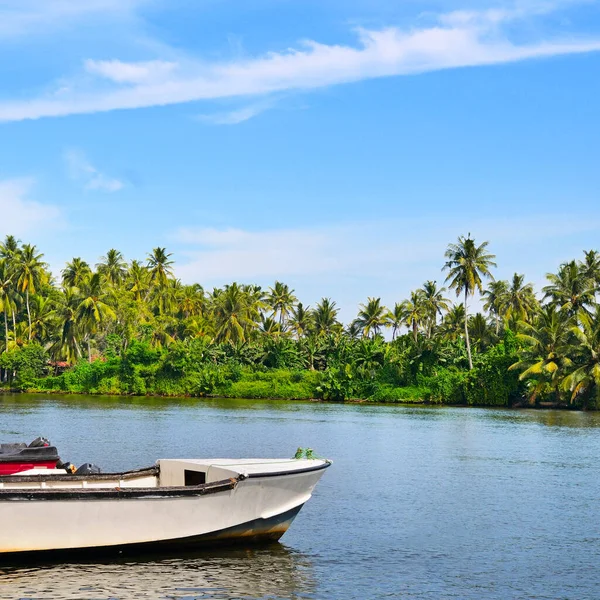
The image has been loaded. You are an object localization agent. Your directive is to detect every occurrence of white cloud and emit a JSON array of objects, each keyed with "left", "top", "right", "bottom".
[
  {"left": 196, "top": 99, "right": 277, "bottom": 125},
  {"left": 0, "top": 3, "right": 599, "bottom": 121},
  {"left": 0, "top": 178, "right": 63, "bottom": 237},
  {"left": 64, "top": 149, "right": 124, "bottom": 193}
]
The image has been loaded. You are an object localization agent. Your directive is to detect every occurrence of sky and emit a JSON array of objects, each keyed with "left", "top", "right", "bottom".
[{"left": 1, "top": 0, "right": 599, "bottom": 322}]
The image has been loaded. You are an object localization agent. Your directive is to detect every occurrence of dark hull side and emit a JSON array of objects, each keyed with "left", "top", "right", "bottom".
[{"left": 0, "top": 504, "right": 304, "bottom": 564}]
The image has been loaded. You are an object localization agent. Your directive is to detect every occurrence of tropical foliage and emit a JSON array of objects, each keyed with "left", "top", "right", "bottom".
[{"left": 2, "top": 234, "right": 600, "bottom": 408}]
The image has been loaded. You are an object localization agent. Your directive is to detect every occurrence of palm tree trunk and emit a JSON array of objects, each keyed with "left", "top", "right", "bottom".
[
  {"left": 495, "top": 312, "right": 499, "bottom": 335},
  {"left": 26, "top": 289, "right": 32, "bottom": 341},
  {"left": 464, "top": 288, "right": 473, "bottom": 370},
  {"left": 3, "top": 309, "right": 8, "bottom": 352},
  {"left": 87, "top": 337, "right": 92, "bottom": 363},
  {"left": 413, "top": 321, "right": 418, "bottom": 342}
]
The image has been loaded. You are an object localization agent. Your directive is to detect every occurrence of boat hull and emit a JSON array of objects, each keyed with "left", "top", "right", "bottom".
[{"left": 0, "top": 462, "right": 328, "bottom": 556}]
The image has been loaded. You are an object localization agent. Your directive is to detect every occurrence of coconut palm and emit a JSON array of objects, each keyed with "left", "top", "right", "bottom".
[
  {"left": 509, "top": 305, "right": 572, "bottom": 403},
  {"left": 52, "top": 287, "right": 83, "bottom": 363},
  {"left": 97, "top": 249, "right": 127, "bottom": 286},
  {"left": 288, "top": 303, "right": 313, "bottom": 339},
  {"left": 354, "top": 297, "right": 388, "bottom": 338},
  {"left": 580, "top": 250, "right": 600, "bottom": 286},
  {"left": 468, "top": 313, "right": 496, "bottom": 352},
  {"left": 76, "top": 272, "right": 116, "bottom": 361},
  {"left": 147, "top": 247, "right": 174, "bottom": 290},
  {"left": 62, "top": 258, "right": 92, "bottom": 289},
  {"left": 267, "top": 282, "right": 297, "bottom": 328},
  {"left": 386, "top": 303, "right": 405, "bottom": 341},
  {"left": 312, "top": 298, "right": 339, "bottom": 336},
  {"left": 440, "top": 304, "right": 466, "bottom": 342},
  {"left": 443, "top": 235, "right": 496, "bottom": 369},
  {"left": 401, "top": 291, "right": 427, "bottom": 342},
  {"left": 542, "top": 261, "right": 596, "bottom": 316},
  {"left": 14, "top": 244, "right": 48, "bottom": 340},
  {"left": 504, "top": 273, "right": 538, "bottom": 327},
  {"left": 0, "top": 260, "right": 12, "bottom": 352},
  {"left": 419, "top": 281, "right": 451, "bottom": 337},
  {"left": 212, "top": 283, "right": 261, "bottom": 344},
  {"left": 562, "top": 307, "right": 600, "bottom": 406},
  {"left": 482, "top": 280, "right": 509, "bottom": 335},
  {"left": 127, "top": 260, "right": 150, "bottom": 302}
]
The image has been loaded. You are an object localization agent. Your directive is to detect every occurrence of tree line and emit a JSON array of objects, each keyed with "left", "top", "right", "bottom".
[{"left": 1, "top": 233, "right": 600, "bottom": 407}]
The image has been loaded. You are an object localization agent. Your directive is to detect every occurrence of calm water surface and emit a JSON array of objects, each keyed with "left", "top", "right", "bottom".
[{"left": 1, "top": 394, "right": 600, "bottom": 599}]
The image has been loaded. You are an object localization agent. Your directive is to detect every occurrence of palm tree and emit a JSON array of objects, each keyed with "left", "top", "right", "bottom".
[
  {"left": 97, "top": 249, "right": 127, "bottom": 286},
  {"left": 127, "top": 260, "right": 150, "bottom": 302},
  {"left": 562, "top": 307, "right": 600, "bottom": 406},
  {"left": 76, "top": 272, "right": 116, "bottom": 361},
  {"left": 542, "top": 260, "right": 596, "bottom": 316},
  {"left": 580, "top": 250, "right": 600, "bottom": 286},
  {"left": 440, "top": 303, "right": 466, "bottom": 341},
  {"left": 504, "top": 273, "right": 538, "bottom": 327},
  {"left": 267, "top": 281, "right": 297, "bottom": 328},
  {"left": 15, "top": 244, "right": 48, "bottom": 340},
  {"left": 482, "top": 279, "right": 509, "bottom": 335},
  {"left": 147, "top": 247, "right": 174, "bottom": 290},
  {"left": 312, "top": 298, "right": 339, "bottom": 336},
  {"left": 386, "top": 303, "right": 405, "bottom": 341},
  {"left": 419, "top": 281, "right": 451, "bottom": 337},
  {"left": 468, "top": 313, "right": 495, "bottom": 352},
  {"left": 62, "top": 257, "right": 92, "bottom": 289},
  {"left": 355, "top": 297, "right": 388, "bottom": 338},
  {"left": 443, "top": 235, "right": 496, "bottom": 369},
  {"left": 509, "top": 305, "right": 572, "bottom": 403},
  {"left": 53, "top": 287, "right": 83, "bottom": 363},
  {"left": 178, "top": 284, "right": 204, "bottom": 318},
  {"left": 0, "top": 260, "right": 12, "bottom": 352},
  {"left": 401, "top": 291, "right": 427, "bottom": 342},
  {"left": 212, "top": 283, "right": 261, "bottom": 344},
  {"left": 288, "top": 303, "right": 313, "bottom": 339}
]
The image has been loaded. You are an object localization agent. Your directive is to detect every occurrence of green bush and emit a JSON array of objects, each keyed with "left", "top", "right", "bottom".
[{"left": 367, "top": 384, "right": 429, "bottom": 403}]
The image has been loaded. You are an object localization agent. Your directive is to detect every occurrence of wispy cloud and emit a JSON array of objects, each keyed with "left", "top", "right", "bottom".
[
  {"left": 64, "top": 149, "right": 124, "bottom": 193},
  {"left": 196, "top": 99, "right": 277, "bottom": 125},
  {"left": 0, "top": 2, "right": 599, "bottom": 122},
  {"left": 0, "top": 178, "right": 63, "bottom": 236}
]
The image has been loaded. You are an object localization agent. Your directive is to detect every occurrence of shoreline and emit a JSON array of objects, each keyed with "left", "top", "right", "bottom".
[{"left": 0, "top": 388, "right": 578, "bottom": 411}]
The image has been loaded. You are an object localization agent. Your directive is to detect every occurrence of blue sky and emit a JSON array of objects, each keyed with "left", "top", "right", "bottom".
[{"left": 1, "top": 0, "right": 599, "bottom": 321}]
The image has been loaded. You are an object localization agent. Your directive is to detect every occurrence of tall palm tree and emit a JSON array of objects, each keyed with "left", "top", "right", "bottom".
[
  {"left": 542, "top": 260, "right": 596, "bottom": 316},
  {"left": 267, "top": 281, "right": 297, "bottom": 328},
  {"left": 76, "top": 272, "right": 116, "bottom": 361},
  {"left": 401, "top": 291, "right": 427, "bottom": 342},
  {"left": 355, "top": 297, "right": 388, "bottom": 338},
  {"left": 482, "top": 279, "right": 509, "bottom": 335},
  {"left": 509, "top": 305, "right": 572, "bottom": 403},
  {"left": 419, "top": 281, "right": 451, "bottom": 337},
  {"left": 312, "top": 298, "right": 339, "bottom": 336},
  {"left": 386, "top": 303, "right": 405, "bottom": 341},
  {"left": 443, "top": 235, "right": 496, "bottom": 369},
  {"left": 147, "top": 247, "right": 174, "bottom": 290},
  {"left": 127, "top": 260, "right": 150, "bottom": 302},
  {"left": 15, "top": 244, "right": 48, "bottom": 340},
  {"left": 288, "top": 303, "right": 313, "bottom": 339},
  {"left": 0, "top": 260, "right": 12, "bottom": 352},
  {"left": 504, "top": 273, "right": 538, "bottom": 327},
  {"left": 97, "top": 249, "right": 127, "bottom": 286},
  {"left": 62, "top": 257, "right": 92, "bottom": 289},
  {"left": 468, "top": 313, "right": 495, "bottom": 353},
  {"left": 212, "top": 283, "right": 261, "bottom": 344},
  {"left": 562, "top": 307, "right": 600, "bottom": 405},
  {"left": 440, "top": 303, "right": 466, "bottom": 342},
  {"left": 580, "top": 250, "right": 600, "bottom": 286},
  {"left": 53, "top": 287, "right": 83, "bottom": 363}
]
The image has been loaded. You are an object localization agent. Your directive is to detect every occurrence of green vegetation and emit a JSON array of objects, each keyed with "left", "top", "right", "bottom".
[{"left": 2, "top": 234, "right": 600, "bottom": 408}]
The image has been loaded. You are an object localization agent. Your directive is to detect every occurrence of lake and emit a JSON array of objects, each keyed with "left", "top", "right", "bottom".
[{"left": 1, "top": 394, "right": 600, "bottom": 599}]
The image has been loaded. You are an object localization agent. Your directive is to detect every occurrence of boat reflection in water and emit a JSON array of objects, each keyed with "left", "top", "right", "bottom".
[{"left": 0, "top": 544, "right": 316, "bottom": 600}]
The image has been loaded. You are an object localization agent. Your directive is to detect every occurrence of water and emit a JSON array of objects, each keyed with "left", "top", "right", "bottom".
[{"left": 1, "top": 394, "right": 600, "bottom": 599}]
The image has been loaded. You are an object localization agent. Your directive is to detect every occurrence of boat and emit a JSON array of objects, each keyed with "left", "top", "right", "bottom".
[
  {"left": 0, "top": 456, "right": 331, "bottom": 556},
  {"left": 0, "top": 437, "right": 60, "bottom": 475}
]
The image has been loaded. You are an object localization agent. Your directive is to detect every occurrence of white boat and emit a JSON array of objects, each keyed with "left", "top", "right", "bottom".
[{"left": 0, "top": 457, "right": 330, "bottom": 556}]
